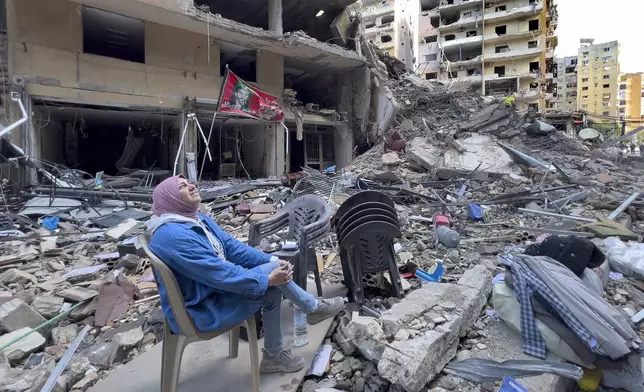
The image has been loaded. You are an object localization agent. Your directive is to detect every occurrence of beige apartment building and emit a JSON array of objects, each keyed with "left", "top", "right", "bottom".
[
  {"left": 576, "top": 39, "right": 620, "bottom": 119},
  {"left": 618, "top": 73, "right": 644, "bottom": 133},
  {"left": 361, "top": 0, "right": 558, "bottom": 111}
]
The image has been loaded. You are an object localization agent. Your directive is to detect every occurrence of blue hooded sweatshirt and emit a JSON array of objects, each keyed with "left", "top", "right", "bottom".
[{"left": 147, "top": 212, "right": 274, "bottom": 333}]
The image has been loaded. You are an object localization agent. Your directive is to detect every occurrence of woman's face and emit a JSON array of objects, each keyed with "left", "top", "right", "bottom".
[{"left": 178, "top": 177, "right": 201, "bottom": 205}]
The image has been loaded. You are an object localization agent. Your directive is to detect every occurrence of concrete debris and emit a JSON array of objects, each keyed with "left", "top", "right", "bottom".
[
  {"left": 381, "top": 152, "right": 401, "bottom": 166},
  {"left": 0, "top": 327, "right": 46, "bottom": 363},
  {"left": 0, "top": 299, "right": 47, "bottom": 333},
  {"left": 31, "top": 295, "right": 64, "bottom": 319}
]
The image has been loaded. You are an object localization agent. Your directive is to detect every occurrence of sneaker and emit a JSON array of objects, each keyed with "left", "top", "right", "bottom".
[
  {"left": 307, "top": 297, "right": 345, "bottom": 325},
  {"left": 259, "top": 349, "right": 305, "bottom": 374}
]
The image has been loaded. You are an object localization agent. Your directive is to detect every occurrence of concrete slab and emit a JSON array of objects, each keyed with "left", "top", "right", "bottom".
[
  {"left": 89, "top": 284, "right": 346, "bottom": 392},
  {"left": 408, "top": 133, "right": 518, "bottom": 176}
]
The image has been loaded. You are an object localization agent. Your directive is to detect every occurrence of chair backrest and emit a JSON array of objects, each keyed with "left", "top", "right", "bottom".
[
  {"left": 334, "top": 191, "right": 395, "bottom": 223},
  {"left": 340, "top": 221, "right": 401, "bottom": 273},
  {"left": 283, "top": 195, "right": 332, "bottom": 244},
  {"left": 139, "top": 233, "right": 198, "bottom": 337}
]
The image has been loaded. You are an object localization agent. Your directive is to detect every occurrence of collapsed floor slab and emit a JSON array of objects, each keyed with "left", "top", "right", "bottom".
[{"left": 376, "top": 266, "right": 492, "bottom": 392}]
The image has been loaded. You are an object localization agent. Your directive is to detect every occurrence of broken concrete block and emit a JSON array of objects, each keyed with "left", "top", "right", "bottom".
[
  {"left": 115, "top": 326, "right": 144, "bottom": 362},
  {"left": 106, "top": 219, "right": 142, "bottom": 241},
  {"left": 31, "top": 295, "right": 64, "bottom": 319},
  {"left": 378, "top": 330, "right": 459, "bottom": 392},
  {"left": 51, "top": 324, "right": 78, "bottom": 346},
  {"left": 0, "top": 291, "right": 12, "bottom": 306},
  {"left": 457, "top": 265, "right": 492, "bottom": 294},
  {"left": 0, "top": 299, "right": 47, "bottom": 332},
  {"left": 527, "top": 120, "right": 556, "bottom": 136},
  {"left": 67, "top": 356, "right": 91, "bottom": 387},
  {"left": 82, "top": 340, "right": 118, "bottom": 368},
  {"left": 343, "top": 316, "right": 385, "bottom": 362},
  {"left": 0, "top": 327, "right": 46, "bottom": 363},
  {"left": 57, "top": 287, "right": 99, "bottom": 302},
  {"left": 381, "top": 152, "right": 401, "bottom": 166},
  {"left": 0, "top": 269, "right": 38, "bottom": 285},
  {"left": 70, "top": 370, "right": 99, "bottom": 391}
]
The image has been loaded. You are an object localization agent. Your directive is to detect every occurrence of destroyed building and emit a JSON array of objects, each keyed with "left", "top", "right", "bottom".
[{"left": 0, "top": 0, "right": 388, "bottom": 185}]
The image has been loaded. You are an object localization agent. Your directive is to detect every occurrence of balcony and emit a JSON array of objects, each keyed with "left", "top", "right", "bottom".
[
  {"left": 483, "top": 3, "right": 544, "bottom": 24},
  {"left": 516, "top": 89, "right": 540, "bottom": 100},
  {"left": 438, "top": 14, "right": 482, "bottom": 33},
  {"left": 484, "top": 29, "right": 541, "bottom": 45},
  {"left": 438, "top": 0, "right": 483, "bottom": 13},
  {"left": 361, "top": 2, "right": 394, "bottom": 17},
  {"left": 486, "top": 47, "right": 542, "bottom": 62},
  {"left": 441, "top": 34, "right": 483, "bottom": 49},
  {"left": 365, "top": 22, "right": 395, "bottom": 35},
  {"left": 441, "top": 55, "right": 482, "bottom": 69}
]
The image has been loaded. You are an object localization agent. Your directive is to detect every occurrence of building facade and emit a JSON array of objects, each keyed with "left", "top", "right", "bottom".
[
  {"left": 362, "top": 0, "right": 558, "bottom": 111},
  {"left": 552, "top": 55, "right": 577, "bottom": 111},
  {"left": 618, "top": 73, "right": 644, "bottom": 133},
  {"left": 1, "top": 0, "right": 374, "bottom": 184},
  {"left": 576, "top": 39, "right": 620, "bottom": 119}
]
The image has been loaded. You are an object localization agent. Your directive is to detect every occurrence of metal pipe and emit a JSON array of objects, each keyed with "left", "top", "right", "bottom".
[
  {"left": 39, "top": 325, "right": 90, "bottom": 392},
  {"left": 518, "top": 208, "right": 597, "bottom": 223},
  {"left": 509, "top": 225, "right": 594, "bottom": 238},
  {"left": 0, "top": 92, "right": 28, "bottom": 139},
  {"left": 608, "top": 192, "right": 641, "bottom": 220},
  {"left": 28, "top": 188, "right": 153, "bottom": 202}
]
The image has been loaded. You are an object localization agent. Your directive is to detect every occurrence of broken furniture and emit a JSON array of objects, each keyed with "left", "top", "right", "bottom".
[
  {"left": 335, "top": 191, "right": 403, "bottom": 303},
  {"left": 248, "top": 194, "right": 332, "bottom": 296},
  {"left": 139, "top": 234, "right": 260, "bottom": 392}
]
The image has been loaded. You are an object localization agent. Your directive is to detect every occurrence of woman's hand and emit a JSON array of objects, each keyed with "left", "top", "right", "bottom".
[{"left": 268, "top": 262, "right": 293, "bottom": 286}]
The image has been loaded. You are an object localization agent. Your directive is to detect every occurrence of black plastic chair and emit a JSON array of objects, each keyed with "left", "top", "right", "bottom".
[
  {"left": 339, "top": 221, "right": 403, "bottom": 303},
  {"left": 334, "top": 191, "right": 396, "bottom": 226},
  {"left": 249, "top": 195, "right": 332, "bottom": 295},
  {"left": 335, "top": 202, "right": 398, "bottom": 233},
  {"left": 337, "top": 213, "right": 399, "bottom": 244}
]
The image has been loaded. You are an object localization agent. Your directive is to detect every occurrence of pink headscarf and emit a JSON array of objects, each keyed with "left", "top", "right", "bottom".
[{"left": 151, "top": 175, "right": 198, "bottom": 218}]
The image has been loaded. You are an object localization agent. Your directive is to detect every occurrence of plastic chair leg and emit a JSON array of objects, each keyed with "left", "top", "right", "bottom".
[
  {"left": 161, "top": 324, "right": 187, "bottom": 392},
  {"left": 387, "top": 245, "right": 403, "bottom": 298},
  {"left": 313, "top": 264, "right": 323, "bottom": 297},
  {"left": 229, "top": 326, "right": 240, "bottom": 358},
  {"left": 245, "top": 317, "right": 261, "bottom": 392}
]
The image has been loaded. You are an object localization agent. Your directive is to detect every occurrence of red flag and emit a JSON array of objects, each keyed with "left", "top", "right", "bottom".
[{"left": 216, "top": 68, "right": 284, "bottom": 122}]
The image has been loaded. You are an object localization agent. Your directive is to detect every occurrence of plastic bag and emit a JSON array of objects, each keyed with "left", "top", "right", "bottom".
[{"left": 604, "top": 237, "right": 644, "bottom": 280}]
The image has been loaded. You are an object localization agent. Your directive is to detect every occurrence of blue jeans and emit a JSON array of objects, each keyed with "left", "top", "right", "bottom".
[{"left": 252, "top": 261, "right": 318, "bottom": 356}]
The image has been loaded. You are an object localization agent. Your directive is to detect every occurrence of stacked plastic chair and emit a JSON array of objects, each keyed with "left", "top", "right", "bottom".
[
  {"left": 249, "top": 194, "right": 332, "bottom": 296},
  {"left": 334, "top": 191, "right": 403, "bottom": 303}
]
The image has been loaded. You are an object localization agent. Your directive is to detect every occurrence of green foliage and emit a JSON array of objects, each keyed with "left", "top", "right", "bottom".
[{"left": 589, "top": 122, "right": 619, "bottom": 140}]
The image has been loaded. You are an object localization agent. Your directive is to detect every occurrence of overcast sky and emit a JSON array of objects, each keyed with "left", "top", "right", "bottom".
[{"left": 555, "top": 0, "right": 643, "bottom": 73}]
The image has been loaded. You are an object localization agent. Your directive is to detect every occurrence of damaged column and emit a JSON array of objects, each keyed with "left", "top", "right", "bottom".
[
  {"left": 256, "top": 50, "right": 285, "bottom": 177},
  {"left": 267, "top": 0, "right": 283, "bottom": 34}
]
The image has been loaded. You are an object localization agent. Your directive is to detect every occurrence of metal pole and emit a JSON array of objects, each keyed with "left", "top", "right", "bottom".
[
  {"left": 39, "top": 326, "right": 90, "bottom": 392},
  {"left": 173, "top": 114, "right": 192, "bottom": 176},
  {"left": 199, "top": 111, "right": 218, "bottom": 181},
  {"left": 518, "top": 208, "right": 597, "bottom": 223},
  {"left": 608, "top": 192, "right": 641, "bottom": 220}
]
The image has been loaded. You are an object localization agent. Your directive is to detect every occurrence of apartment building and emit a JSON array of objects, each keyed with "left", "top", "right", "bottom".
[
  {"left": 363, "top": 0, "right": 558, "bottom": 111},
  {"left": 552, "top": 56, "right": 577, "bottom": 111},
  {"left": 618, "top": 73, "right": 644, "bottom": 133},
  {"left": 1, "top": 0, "right": 373, "bottom": 184},
  {"left": 576, "top": 39, "right": 620, "bottom": 119}
]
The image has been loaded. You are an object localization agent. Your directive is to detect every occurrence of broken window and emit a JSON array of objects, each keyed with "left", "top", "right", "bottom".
[
  {"left": 495, "top": 5, "right": 506, "bottom": 11},
  {"left": 425, "top": 35, "right": 438, "bottom": 43},
  {"left": 619, "top": 108, "right": 625, "bottom": 114},
  {"left": 582, "top": 51, "right": 589, "bottom": 56},
  {"left": 604, "top": 47, "right": 611, "bottom": 52},
  {"left": 528, "top": 40, "right": 538, "bottom": 48},
  {"left": 466, "top": 30, "right": 477, "bottom": 37},
  {"left": 495, "top": 45, "right": 510, "bottom": 53},
  {"left": 450, "top": 71, "right": 458, "bottom": 78},
  {"left": 528, "top": 20, "right": 539, "bottom": 31},
  {"left": 381, "top": 35, "right": 392, "bottom": 43},
  {"left": 528, "top": 103, "right": 539, "bottom": 111},
  {"left": 365, "top": 21, "right": 376, "bottom": 29},
  {"left": 466, "top": 68, "right": 479, "bottom": 76},
  {"left": 446, "top": 0, "right": 454, "bottom": 4},
  {"left": 620, "top": 100, "right": 627, "bottom": 105},
  {"left": 463, "top": 11, "right": 472, "bottom": 18},
  {"left": 529, "top": 62, "right": 539, "bottom": 72},
  {"left": 603, "top": 111, "right": 610, "bottom": 116},
  {"left": 603, "top": 75, "right": 610, "bottom": 79},
  {"left": 81, "top": 6, "right": 145, "bottom": 64},
  {"left": 495, "top": 25, "right": 507, "bottom": 35},
  {"left": 494, "top": 66, "right": 506, "bottom": 77},
  {"left": 425, "top": 72, "right": 438, "bottom": 80},
  {"left": 582, "top": 78, "right": 589, "bottom": 82},
  {"left": 602, "top": 56, "right": 611, "bottom": 63},
  {"left": 425, "top": 54, "right": 437, "bottom": 61},
  {"left": 582, "top": 87, "right": 589, "bottom": 91},
  {"left": 381, "top": 15, "right": 394, "bottom": 24},
  {"left": 603, "top": 84, "right": 610, "bottom": 88},
  {"left": 582, "top": 60, "right": 589, "bottom": 66},
  {"left": 444, "top": 34, "right": 456, "bottom": 41},
  {"left": 529, "top": 0, "right": 538, "bottom": 4}
]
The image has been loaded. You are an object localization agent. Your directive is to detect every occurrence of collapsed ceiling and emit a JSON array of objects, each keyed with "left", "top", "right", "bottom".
[{"left": 194, "top": 0, "right": 355, "bottom": 39}]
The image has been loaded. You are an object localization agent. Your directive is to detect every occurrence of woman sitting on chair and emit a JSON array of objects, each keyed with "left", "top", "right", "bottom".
[{"left": 146, "top": 176, "right": 344, "bottom": 374}]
